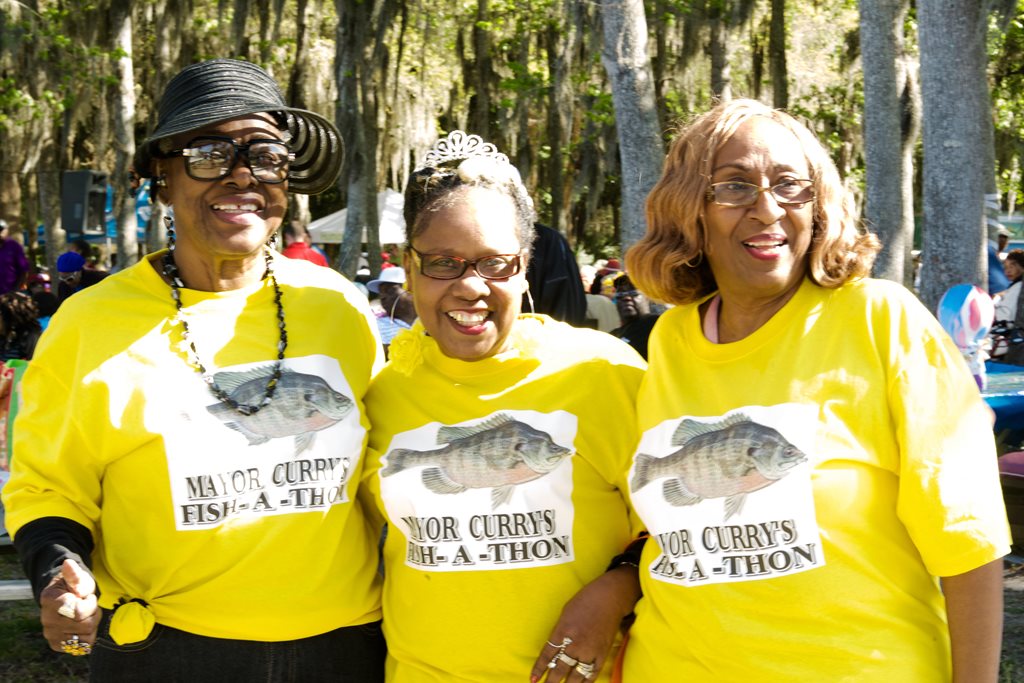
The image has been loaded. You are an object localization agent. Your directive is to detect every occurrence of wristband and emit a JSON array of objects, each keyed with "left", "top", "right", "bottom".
[{"left": 606, "top": 531, "right": 649, "bottom": 572}]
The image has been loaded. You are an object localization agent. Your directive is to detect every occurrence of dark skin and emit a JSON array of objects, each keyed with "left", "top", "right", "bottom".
[
  {"left": 39, "top": 559, "right": 100, "bottom": 655},
  {"left": 36, "top": 114, "right": 291, "bottom": 656},
  {"left": 378, "top": 282, "right": 416, "bottom": 325},
  {"left": 529, "top": 566, "right": 641, "bottom": 682}
]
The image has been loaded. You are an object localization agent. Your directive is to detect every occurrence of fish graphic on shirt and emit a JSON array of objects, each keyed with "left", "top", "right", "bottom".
[
  {"left": 631, "top": 414, "right": 806, "bottom": 520},
  {"left": 381, "top": 414, "right": 572, "bottom": 508},
  {"left": 206, "top": 367, "right": 354, "bottom": 453}
]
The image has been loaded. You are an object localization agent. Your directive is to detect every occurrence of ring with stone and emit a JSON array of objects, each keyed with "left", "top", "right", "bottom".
[{"left": 60, "top": 634, "right": 91, "bottom": 656}]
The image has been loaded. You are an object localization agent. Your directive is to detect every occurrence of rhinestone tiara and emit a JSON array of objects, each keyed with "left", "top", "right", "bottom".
[{"left": 419, "top": 130, "right": 510, "bottom": 169}]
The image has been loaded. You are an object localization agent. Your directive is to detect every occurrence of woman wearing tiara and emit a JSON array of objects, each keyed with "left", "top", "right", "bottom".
[{"left": 361, "top": 131, "right": 646, "bottom": 682}]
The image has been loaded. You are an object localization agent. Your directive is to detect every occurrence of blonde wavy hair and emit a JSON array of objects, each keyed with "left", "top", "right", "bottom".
[{"left": 628, "top": 99, "right": 880, "bottom": 305}]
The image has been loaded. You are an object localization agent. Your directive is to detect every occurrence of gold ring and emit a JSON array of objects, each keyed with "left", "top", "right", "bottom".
[{"left": 60, "top": 634, "right": 91, "bottom": 656}]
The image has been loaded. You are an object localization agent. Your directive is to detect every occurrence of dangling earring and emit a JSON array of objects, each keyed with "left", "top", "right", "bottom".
[
  {"left": 165, "top": 214, "right": 177, "bottom": 252},
  {"left": 156, "top": 175, "right": 168, "bottom": 188},
  {"left": 266, "top": 232, "right": 279, "bottom": 249},
  {"left": 525, "top": 288, "right": 536, "bottom": 314}
]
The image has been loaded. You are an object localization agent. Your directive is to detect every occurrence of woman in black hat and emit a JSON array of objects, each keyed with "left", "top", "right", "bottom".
[{"left": 2, "top": 59, "right": 386, "bottom": 681}]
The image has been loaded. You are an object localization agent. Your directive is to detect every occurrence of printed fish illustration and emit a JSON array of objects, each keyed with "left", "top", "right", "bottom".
[
  {"left": 381, "top": 414, "right": 572, "bottom": 509},
  {"left": 206, "top": 367, "right": 354, "bottom": 452},
  {"left": 631, "top": 414, "right": 806, "bottom": 520}
]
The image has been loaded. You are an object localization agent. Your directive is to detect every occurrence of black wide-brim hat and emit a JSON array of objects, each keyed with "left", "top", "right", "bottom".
[{"left": 134, "top": 58, "right": 342, "bottom": 195}]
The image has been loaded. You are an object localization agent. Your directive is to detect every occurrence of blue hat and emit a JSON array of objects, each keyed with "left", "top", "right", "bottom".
[
  {"left": 57, "top": 251, "right": 86, "bottom": 273},
  {"left": 367, "top": 266, "right": 406, "bottom": 294}
]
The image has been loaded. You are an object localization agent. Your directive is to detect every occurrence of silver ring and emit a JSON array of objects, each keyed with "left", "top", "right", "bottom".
[
  {"left": 575, "top": 661, "right": 596, "bottom": 679},
  {"left": 556, "top": 652, "right": 578, "bottom": 667}
]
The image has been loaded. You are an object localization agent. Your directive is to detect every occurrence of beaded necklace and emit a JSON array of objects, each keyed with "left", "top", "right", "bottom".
[{"left": 161, "top": 240, "right": 287, "bottom": 416}]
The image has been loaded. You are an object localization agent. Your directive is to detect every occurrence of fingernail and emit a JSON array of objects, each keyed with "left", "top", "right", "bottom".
[{"left": 530, "top": 677, "right": 539, "bottom": 683}]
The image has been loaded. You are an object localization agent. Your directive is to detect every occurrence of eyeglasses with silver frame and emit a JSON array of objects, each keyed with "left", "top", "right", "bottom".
[
  {"left": 409, "top": 247, "right": 522, "bottom": 281},
  {"left": 705, "top": 179, "right": 815, "bottom": 208},
  {"left": 162, "top": 136, "right": 295, "bottom": 184}
]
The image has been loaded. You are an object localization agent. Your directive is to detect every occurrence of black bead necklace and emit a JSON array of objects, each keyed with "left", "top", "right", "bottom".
[{"left": 162, "top": 236, "right": 287, "bottom": 416}]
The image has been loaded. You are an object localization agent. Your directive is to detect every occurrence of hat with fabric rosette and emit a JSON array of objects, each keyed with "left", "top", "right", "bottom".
[{"left": 133, "top": 58, "right": 342, "bottom": 195}]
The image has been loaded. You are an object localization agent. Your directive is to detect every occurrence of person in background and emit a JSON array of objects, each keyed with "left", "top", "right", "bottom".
[
  {"left": 70, "top": 239, "right": 102, "bottom": 270},
  {"left": 522, "top": 223, "right": 587, "bottom": 326},
  {"left": 282, "top": 222, "right": 329, "bottom": 267},
  {"left": 26, "top": 273, "right": 50, "bottom": 295},
  {"left": 609, "top": 273, "right": 660, "bottom": 360},
  {"left": 593, "top": 259, "right": 622, "bottom": 300},
  {"left": 989, "top": 238, "right": 1010, "bottom": 296},
  {"left": 30, "top": 290, "right": 58, "bottom": 331},
  {"left": 543, "top": 98, "right": 1010, "bottom": 681},
  {"left": 997, "top": 228, "right": 1011, "bottom": 262},
  {"left": 579, "top": 264, "right": 620, "bottom": 333},
  {"left": 0, "top": 292, "right": 41, "bottom": 361},
  {"left": 363, "top": 131, "right": 645, "bottom": 682},
  {"left": 0, "top": 220, "right": 29, "bottom": 295},
  {"left": 367, "top": 266, "right": 416, "bottom": 357},
  {"left": 2, "top": 58, "right": 385, "bottom": 681},
  {"left": 994, "top": 249, "right": 1024, "bottom": 322},
  {"left": 55, "top": 251, "right": 108, "bottom": 304}
]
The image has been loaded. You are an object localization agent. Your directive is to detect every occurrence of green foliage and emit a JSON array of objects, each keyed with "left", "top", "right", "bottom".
[
  {"left": 990, "top": 1, "right": 1024, "bottom": 204},
  {"left": 790, "top": 82, "right": 865, "bottom": 172},
  {"left": 581, "top": 87, "right": 616, "bottom": 128}
]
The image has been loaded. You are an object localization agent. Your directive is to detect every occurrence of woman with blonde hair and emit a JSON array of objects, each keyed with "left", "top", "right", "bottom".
[{"left": 542, "top": 98, "right": 1010, "bottom": 681}]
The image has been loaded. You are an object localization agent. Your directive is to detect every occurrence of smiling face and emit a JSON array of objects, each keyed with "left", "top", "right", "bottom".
[
  {"left": 408, "top": 186, "right": 527, "bottom": 361},
  {"left": 155, "top": 114, "right": 288, "bottom": 266},
  {"left": 704, "top": 117, "right": 814, "bottom": 308}
]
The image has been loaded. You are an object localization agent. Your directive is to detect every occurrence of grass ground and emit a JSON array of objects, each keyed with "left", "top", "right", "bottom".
[
  {"left": 1003, "top": 562, "right": 1024, "bottom": 682},
  {"left": 0, "top": 551, "right": 87, "bottom": 682},
  {"left": 1, "top": 552, "right": 1022, "bottom": 682}
]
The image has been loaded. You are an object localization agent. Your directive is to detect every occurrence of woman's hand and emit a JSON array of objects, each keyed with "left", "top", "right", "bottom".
[
  {"left": 39, "top": 559, "right": 102, "bottom": 656},
  {"left": 529, "top": 565, "right": 641, "bottom": 682}
]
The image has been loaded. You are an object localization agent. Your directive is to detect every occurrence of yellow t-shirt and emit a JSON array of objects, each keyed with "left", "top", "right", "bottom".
[
  {"left": 3, "top": 252, "right": 384, "bottom": 641},
  {"left": 363, "top": 315, "right": 646, "bottom": 682},
  {"left": 624, "top": 277, "right": 1011, "bottom": 681}
]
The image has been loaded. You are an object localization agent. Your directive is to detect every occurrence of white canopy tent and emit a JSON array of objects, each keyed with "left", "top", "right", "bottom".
[{"left": 307, "top": 188, "right": 406, "bottom": 245}]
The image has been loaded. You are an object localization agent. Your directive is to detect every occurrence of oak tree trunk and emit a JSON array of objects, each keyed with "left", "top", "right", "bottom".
[
  {"left": 917, "top": 0, "right": 990, "bottom": 310},
  {"left": 600, "top": 0, "right": 664, "bottom": 251}
]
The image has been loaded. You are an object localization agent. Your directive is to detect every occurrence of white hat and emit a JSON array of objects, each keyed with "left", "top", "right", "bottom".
[{"left": 367, "top": 266, "right": 406, "bottom": 293}]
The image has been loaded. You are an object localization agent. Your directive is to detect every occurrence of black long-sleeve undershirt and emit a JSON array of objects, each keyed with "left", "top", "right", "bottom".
[{"left": 11, "top": 516, "right": 95, "bottom": 603}]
